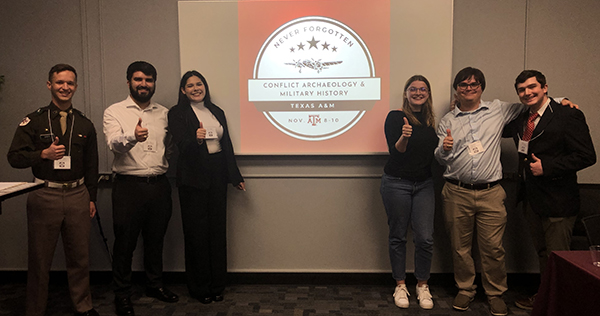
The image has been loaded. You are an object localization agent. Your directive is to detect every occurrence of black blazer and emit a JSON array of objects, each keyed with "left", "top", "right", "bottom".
[
  {"left": 168, "top": 102, "right": 243, "bottom": 190},
  {"left": 505, "top": 98, "right": 596, "bottom": 217}
]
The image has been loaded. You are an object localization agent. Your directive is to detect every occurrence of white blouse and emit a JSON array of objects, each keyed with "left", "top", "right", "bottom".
[{"left": 190, "top": 101, "right": 223, "bottom": 154}]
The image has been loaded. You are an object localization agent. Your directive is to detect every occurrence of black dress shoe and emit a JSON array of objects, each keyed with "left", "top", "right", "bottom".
[
  {"left": 212, "top": 294, "right": 224, "bottom": 302},
  {"left": 74, "top": 308, "right": 99, "bottom": 316},
  {"left": 115, "top": 296, "right": 134, "bottom": 316},
  {"left": 192, "top": 295, "right": 212, "bottom": 304},
  {"left": 145, "top": 287, "right": 179, "bottom": 303}
]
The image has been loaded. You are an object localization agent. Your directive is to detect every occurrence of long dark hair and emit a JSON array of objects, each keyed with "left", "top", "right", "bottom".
[
  {"left": 402, "top": 75, "right": 435, "bottom": 127},
  {"left": 177, "top": 70, "right": 212, "bottom": 107}
]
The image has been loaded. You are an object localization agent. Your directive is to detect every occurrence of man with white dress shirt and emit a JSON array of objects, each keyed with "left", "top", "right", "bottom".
[{"left": 103, "top": 61, "right": 178, "bottom": 316}]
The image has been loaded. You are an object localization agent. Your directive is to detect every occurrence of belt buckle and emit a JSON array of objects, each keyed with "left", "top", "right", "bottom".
[
  {"left": 147, "top": 175, "right": 159, "bottom": 184},
  {"left": 62, "top": 180, "right": 78, "bottom": 189}
]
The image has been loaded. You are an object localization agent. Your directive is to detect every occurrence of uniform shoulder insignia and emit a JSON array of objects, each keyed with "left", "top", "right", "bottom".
[
  {"left": 72, "top": 108, "right": 86, "bottom": 117},
  {"left": 19, "top": 117, "right": 31, "bottom": 126},
  {"left": 30, "top": 107, "right": 47, "bottom": 117}
]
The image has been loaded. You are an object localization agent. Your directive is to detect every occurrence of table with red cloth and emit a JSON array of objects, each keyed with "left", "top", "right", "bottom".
[{"left": 532, "top": 250, "right": 600, "bottom": 316}]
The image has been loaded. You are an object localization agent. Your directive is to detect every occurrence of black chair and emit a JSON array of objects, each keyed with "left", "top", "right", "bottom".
[{"left": 581, "top": 214, "right": 600, "bottom": 246}]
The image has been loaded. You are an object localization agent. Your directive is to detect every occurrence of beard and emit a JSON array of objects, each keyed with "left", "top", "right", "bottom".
[{"left": 129, "top": 84, "right": 155, "bottom": 103}]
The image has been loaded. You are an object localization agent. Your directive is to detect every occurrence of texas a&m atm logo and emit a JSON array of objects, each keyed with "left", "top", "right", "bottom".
[{"left": 248, "top": 16, "right": 380, "bottom": 141}]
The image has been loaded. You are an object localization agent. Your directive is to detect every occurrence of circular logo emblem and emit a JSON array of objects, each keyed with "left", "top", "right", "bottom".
[{"left": 248, "top": 16, "right": 380, "bottom": 141}]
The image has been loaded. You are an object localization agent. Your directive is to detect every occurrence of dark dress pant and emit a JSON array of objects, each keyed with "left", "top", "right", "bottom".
[
  {"left": 111, "top": 175, "right": 172, "bottom": 298},
  {"left": 178, "top": 152, "right": 228, "bottom": 297}
]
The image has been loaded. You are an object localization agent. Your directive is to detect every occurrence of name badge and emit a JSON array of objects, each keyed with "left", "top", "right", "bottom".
[
  {"left": 54, "top": 156, "right": 71, "bottom": 170},
  {"left": 205, "top": 126, "right": 218, "bottom": 139},
  {"left": 143, "top": 140, "right": 157, "bottom": 152},
  {"left": 518, "top": 139, "right": 529, "bottom": 154},
  {"left": 467, "top": 141, "right": 484, "bottom": 156}
]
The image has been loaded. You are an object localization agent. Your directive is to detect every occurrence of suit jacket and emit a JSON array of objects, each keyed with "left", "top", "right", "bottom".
[
  {"left": 168, "top": 102, "right": 243, "bottom": 190},
  {"left": 506, "top": 98, "right": 596, "bottom": 217}
]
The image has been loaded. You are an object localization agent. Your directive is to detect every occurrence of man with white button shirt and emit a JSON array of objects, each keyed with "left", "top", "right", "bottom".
[{"left": 103, "top": 61, "right": 178, "bottom": 315}]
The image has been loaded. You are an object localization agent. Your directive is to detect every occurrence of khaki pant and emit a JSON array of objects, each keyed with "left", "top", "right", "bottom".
[
  {"left": 442, "top": 182, "right": 508, "bottom": 297},
  {"left": 26, "top": 185, "right": 92, "bottom": 316},
  {"left": 524, "top": 203, "right": 577, "bottom": 275}
]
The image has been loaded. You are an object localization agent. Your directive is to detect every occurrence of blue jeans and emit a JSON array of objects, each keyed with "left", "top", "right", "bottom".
[{"left": 380, "top": 174, "right": 434, "bottom": 281}]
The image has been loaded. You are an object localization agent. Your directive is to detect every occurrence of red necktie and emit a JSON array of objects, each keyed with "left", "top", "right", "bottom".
[{"left": 522, "top": 112, "right": 539, "bottom": 141}]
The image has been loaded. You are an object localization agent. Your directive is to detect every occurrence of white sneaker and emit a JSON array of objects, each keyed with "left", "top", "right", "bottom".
[
  {"left": 393, "top": 284, "right": 410, "bottom": 308},
  {"left": 416, "top": 284, "right": 434, "bottom": 309}
]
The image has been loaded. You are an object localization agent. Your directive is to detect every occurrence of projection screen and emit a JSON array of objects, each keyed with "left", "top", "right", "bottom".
[{"left": 178, "top": 0, "right": 453, "bottom": 154}]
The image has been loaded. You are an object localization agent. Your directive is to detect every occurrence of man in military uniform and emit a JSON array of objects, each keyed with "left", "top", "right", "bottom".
[{"left": 7, "top": 64, "right": 99, "bottom": 316}]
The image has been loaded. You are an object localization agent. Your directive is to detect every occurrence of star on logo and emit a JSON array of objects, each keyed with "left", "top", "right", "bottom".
[
  {"left": 332, "top": 46, "right": 338, "bottom": 52},
  {"left": 307, "top": 36, "right": 320, "bottom": 49},
  {"left": 290, "top": 47, "right": 295, "bottom": 53},
  {"left": 297, "top": 42, "right": 305, "bottom": 50},
  {"left": 322, "top": 42, "right": 330, "bottom": 50}
]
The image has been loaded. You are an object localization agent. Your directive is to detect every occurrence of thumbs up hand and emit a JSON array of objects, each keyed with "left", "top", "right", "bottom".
[
  {"left": 196, "top": 121, "right": 207, "bottom": 142},
  {"left": 394, "top": 116, "right": 412, "bottom": 153},
  {"left": 529, "top": 153, "right": 544, "bottom": 176},
  {"left": 135, "top": 118, "right": 149, "bottom": 142},
  {"left": 401, "top": 117, "right": 412, "bottom": 138},
  {"left": 443, "top": 129, "right": 453, "bottom": 151},
  {"left": 41, "top": 136, "right": 66, "bottom": 160}
]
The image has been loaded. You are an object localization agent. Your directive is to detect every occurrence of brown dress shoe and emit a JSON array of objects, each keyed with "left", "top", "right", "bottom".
[
  {"left": 488, "top": 296, "right": 508, "bottom": 316},
  {"left": 452, "top": 293, "right": 474, "bottom": 311},
  {"left": 515, "top": 293, "right": 536, "bottom": 310}
]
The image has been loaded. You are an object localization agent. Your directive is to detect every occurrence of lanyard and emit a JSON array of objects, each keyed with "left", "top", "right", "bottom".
[{"left": 47, "top": 109, "right": 75, "bottom": 156}]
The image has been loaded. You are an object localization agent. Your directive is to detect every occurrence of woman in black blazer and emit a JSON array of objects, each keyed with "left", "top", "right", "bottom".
[{"left": 168, "top": 70, "right": 244, "bottom": 304}]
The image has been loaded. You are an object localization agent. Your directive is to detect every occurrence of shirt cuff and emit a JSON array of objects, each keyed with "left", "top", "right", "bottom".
[{"left": 126, "top": 130, "right": 137, "bottom": 144}]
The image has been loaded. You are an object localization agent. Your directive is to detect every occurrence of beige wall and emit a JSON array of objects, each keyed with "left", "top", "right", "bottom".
[{"left": 1, "top": 0, "right": 598, "bottom": 274}]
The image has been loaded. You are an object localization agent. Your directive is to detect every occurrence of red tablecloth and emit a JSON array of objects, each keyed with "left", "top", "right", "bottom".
[{"left": 532, "top": 251, "right": 600, "bottom": 316}]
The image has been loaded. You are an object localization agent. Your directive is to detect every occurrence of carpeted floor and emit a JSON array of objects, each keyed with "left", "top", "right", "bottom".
[{"left": 0, "top": 274, "right": 535, "bottom": 316}]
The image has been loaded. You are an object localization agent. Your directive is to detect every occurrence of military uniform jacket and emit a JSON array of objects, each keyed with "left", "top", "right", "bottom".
[{"left": 7, "top": 102, "right": 99, "bottom": 201}]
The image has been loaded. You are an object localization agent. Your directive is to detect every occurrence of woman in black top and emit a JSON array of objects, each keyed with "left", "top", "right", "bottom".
[
  {"left": 168, "top": 70, "right": 245, "bottom": 304},
  {"left": 380, "top": 75, "right": 438, "bottom": 310}
]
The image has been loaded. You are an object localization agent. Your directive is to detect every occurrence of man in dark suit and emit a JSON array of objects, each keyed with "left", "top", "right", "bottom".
[{"left": 507, "top": 70, "right": 596, "bottom": 310}]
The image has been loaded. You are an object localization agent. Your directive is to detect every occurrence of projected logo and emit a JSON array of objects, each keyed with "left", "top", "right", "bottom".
[{"left": 248, "top": 16, "right": 381, "bottom": 141}]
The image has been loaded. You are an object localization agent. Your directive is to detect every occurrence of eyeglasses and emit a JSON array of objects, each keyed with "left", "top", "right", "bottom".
[
  {"left": 407, "top": 87, "right": 429, "bottom": 93},
  {"left": 457, "top": 82, "right": 481, "bottom": 90}
]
